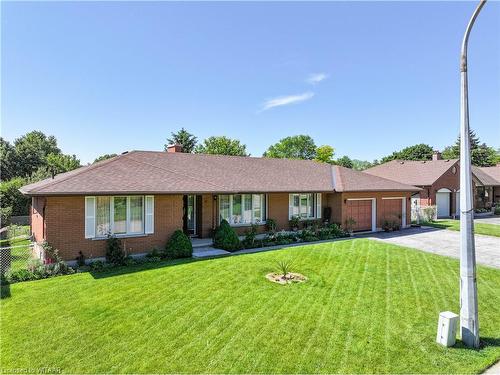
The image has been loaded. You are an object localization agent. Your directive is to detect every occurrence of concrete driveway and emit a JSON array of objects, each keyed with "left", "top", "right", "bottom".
[{"left": 365, "top": 226, "right": 500, "bottom": 269}]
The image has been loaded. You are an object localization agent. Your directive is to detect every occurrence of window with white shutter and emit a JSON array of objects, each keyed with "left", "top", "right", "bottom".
[
  {"left": 85, "top": 196, "right": 96, "bottom": 239},
  {"left": 316, "top": 193, "right": 322, "bottom": 219},
  {"left": 145, "top": 196, "right": 155, "bottom": 234}
]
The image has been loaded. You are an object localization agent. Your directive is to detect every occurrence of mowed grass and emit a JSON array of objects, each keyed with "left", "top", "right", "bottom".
[
  {"left": 1, "top": 239, "right": 499, "bottom": 374},
  {"left": 422, "top": 219, "right": 500, "bottom": 237}
]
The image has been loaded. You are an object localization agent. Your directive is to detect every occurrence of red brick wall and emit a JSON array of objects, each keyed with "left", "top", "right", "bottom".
[
  {"left": 31, "top": 196, "right": 46, "bottom": 242},
  {"left": 44, "top": 195, "right": 183, "bottom": 261},
  {"left": 267, "top": 193, "right": 290, "bottom": 230},
  {"left": 200, "top": 194, "right": 214, "bottom": 238}
]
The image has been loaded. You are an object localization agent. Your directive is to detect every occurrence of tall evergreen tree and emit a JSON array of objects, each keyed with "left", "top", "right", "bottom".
[
  {"left": 165, "top": 128, "right": 198, "bottom": 153},
  {"left": 442, "top": 130, "right": 497, "bottom": 167}
]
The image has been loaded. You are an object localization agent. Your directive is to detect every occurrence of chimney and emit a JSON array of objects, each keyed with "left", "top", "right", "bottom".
[
  {"left": 432, "top": 150, "right": 442, "bottom": 161},
  {"left": 166, "top": 144, "right": 183, "bottom": 153}
]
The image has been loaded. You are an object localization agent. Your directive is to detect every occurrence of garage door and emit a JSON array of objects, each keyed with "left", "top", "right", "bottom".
[
  {"left": 455, "top": 191, "right": 460, "bottom": 217},
  {"left": 380, "top": 198, "right": 403, "bottom": 227},
  {"left": 436, "top": 189, "right": 451, "bottom": 218},
  {"left": 346, "top": 200, "right": 373, "bottom": 231}
]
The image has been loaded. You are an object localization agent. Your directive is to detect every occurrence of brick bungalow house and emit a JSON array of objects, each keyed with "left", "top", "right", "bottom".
[
  {"left": 21, "top": 149, "right": 420, "bottom": 262},
  {"left": 365, "top": 151, "right": 500, "bottom": 218}
]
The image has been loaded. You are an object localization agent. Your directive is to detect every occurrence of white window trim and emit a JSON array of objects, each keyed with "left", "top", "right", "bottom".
[
  {"left": 288, "top": 193, "right": 321, "bottom": 220},
  {"left": 218, "top": 194, "right": 267, "bottom": 226},
  {"left": 87, "top": 195, "right": 148, "bottom": 239}
]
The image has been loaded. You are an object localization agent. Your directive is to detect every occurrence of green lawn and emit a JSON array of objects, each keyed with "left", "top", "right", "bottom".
[
  {"left": 422, "top": 219, "right": 500, "bottom": 237},
  {"left": 1, "top": 239, "right": 499, "bottom": 374}
]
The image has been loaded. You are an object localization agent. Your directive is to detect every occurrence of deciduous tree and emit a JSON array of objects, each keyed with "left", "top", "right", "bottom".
[
  {"left": 263, "top": 135, "right": 317, "bottom": 160},
  {"left": 336, "top": 155, "right": 353, "bottom": 169},
  {"left": 0, "top": 138, "right": 17, "bottom": 181},
  {"left": 195, "top": 136, "right": 248, "bottom": 156},
  {"left": 315, "top": 145, "right": 335, "bottom": 164},
  {"left": 94, "top": 154, "right": 118, "bottom": 163},
  {"left": 13, "top": 131, "right": 61, "bottom": 177},
  {"left": 380, "top": 144, "right": 434, "bottom": 163}
]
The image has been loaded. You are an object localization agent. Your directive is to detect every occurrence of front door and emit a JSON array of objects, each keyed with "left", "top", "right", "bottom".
[{"left": 183, "top": 195, "right": 200, "bottom": 236}]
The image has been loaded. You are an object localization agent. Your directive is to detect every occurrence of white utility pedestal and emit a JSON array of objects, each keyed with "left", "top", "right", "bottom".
[{"left": 436, "top": 311, "right": 459, "bottom": 347}]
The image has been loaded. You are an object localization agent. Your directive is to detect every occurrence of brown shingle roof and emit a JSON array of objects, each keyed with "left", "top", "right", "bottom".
[
  {"left": 473, "top": 166, "right": 500, "bottom": 186},
  {"left": 332, "top": 165, "right": 420, "bottom": 192},
  {"left": 20, "top": 151, "right": 420, "bottom": 196},
  {"left": 364, "top": 159, "right": 459, "bottom": 186}
]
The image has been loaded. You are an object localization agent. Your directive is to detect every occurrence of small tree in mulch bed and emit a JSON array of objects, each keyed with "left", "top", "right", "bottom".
[
  {"left": 165, "top": 230, "right": 193, "bottom": 259},
  {"left": 213, "top": 220, "right": 241, "bottom": 252}
]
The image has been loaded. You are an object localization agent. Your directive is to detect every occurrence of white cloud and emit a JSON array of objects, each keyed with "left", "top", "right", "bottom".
[
  {"left": 261, "top": 92, "right": 315, "bottom": 112},
  {"left": 306, "top": 73, "right": 328, "bottom": 85}
]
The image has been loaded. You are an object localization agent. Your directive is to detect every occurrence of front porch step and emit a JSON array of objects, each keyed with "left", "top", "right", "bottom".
[{"left": 191, "top": 238, "right": 214, "bottom": 248}]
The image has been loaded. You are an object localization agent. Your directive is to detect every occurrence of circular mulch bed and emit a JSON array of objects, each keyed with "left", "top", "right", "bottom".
[{"left": 266, "top": 272, "right": 307, "bottom": 285}]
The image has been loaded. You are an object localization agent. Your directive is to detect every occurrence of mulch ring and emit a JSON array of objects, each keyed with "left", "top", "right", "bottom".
[{"left": 266, "top": 272, "right": 307, "bottom": 285}]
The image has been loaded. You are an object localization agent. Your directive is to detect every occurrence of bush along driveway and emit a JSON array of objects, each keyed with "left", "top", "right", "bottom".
[
  {"left": 421, "top": 219, "right": 500, "bottom": 237},
  {"left": 1, "top": 239, "right": 500, "bottom": 374}
]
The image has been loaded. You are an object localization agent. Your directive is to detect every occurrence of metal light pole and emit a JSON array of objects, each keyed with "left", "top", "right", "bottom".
[{"left": 459, "top": 0, "right": 486, "bottom": 349}]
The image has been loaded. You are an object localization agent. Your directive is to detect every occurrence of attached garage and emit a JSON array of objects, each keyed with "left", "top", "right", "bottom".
[
  {"left": 436, "top": 188, "right": 451, "bottom": 218},
  {"left": 380, "top": 197, "right": 407, "bottom": 227},
  {"left": 345, "top": 199, "right": 375, "bottom": 232}
]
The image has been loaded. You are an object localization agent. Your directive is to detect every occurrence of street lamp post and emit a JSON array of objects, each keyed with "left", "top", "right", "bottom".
[{"left": 459, "top": 0, "right": 486, "bottom": 349}]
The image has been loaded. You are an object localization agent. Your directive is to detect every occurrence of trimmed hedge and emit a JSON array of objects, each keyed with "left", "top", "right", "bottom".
[
  {"left": 165, "top": 230, "right": 193, "bottom": 259},
  {"left": 213, "top": 220, "right": 241, "bottom": 252}
]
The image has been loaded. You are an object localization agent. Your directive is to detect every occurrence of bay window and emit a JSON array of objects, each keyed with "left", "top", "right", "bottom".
[
  {"left": 85, "top": 195, "right": 154, "bottom": 239},
  {"left": 289, "top": 193, "right": 322, "bottom": 220},
  {"left": 219, "top": 194, "right": 266, "bottom": 225}
]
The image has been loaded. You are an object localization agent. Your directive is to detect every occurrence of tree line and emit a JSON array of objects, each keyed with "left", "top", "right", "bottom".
[
  {"left": 1, "top": 128, "right": 498, "bottom": 224},
  {"left": 1, "top": 131, "right": 81, "bottom": 224}
]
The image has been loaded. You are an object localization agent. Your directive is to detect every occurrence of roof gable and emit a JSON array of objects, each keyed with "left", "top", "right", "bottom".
[
  {"left": 332, "top": 165, "right": 420, "bottom": 192},
  {"left": 364, "top": 159, "right": 459, "bottom": 186},
  {"left": 473, "top": 166, "right": 500, "bottom": 186}
]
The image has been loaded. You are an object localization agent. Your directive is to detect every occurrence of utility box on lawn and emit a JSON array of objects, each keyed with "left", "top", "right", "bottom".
[{"left": 436, "top": 311, "right": 459, "bottom": 347}]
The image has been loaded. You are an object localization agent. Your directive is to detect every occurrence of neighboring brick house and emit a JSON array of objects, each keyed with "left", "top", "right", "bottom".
[
  {"left": 472, "top": 165, "right": 500, "bottom": 209},
  {"left": 21, "top": 149, "right": 420, "bottom": 262},
  {"left": 365, "top": 151, "right": 500, "bottom": 218}
]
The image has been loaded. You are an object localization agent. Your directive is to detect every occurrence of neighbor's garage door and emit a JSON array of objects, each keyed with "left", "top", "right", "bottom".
[
  {"left": 346, "top": 200, "right": 372, "bottom": 231},
  {"left": 380, "top": 198, "right": 403, "bottom": 226}
]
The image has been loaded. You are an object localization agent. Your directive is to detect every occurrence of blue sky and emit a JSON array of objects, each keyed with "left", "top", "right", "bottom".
[{"left": 2, "top": 1, "right": 499, "bottom": 164}]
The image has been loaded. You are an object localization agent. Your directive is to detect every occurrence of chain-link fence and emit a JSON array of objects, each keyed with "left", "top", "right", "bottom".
[{"left": 0, "top": 225, "right": 34, "bottom": 274}]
